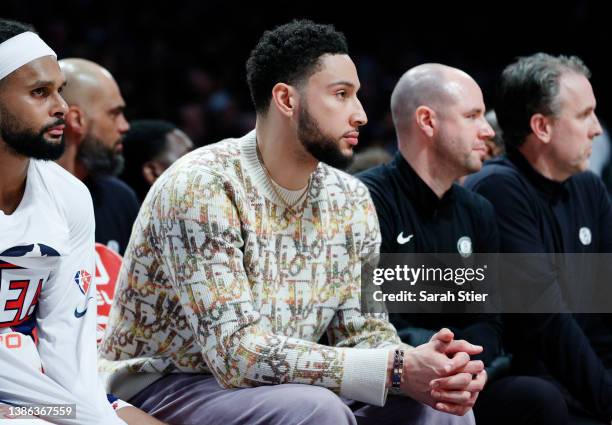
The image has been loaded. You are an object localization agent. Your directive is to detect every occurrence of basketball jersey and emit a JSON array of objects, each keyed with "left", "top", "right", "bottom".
[{"left": 0, "top": 160, "right": 125, "bottom": 424}]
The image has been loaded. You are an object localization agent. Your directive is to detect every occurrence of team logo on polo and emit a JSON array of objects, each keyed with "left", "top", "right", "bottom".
[
  {"left": 457, "top": 236, "right": 472, "bottom": 258},
  {"left": 579, "top": 227, "right": 592, "bottom": 246}
]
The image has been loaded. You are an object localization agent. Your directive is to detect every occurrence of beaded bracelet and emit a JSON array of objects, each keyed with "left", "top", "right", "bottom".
[{"left": 392, "top": 348, "right": 405, "bottom": 389}]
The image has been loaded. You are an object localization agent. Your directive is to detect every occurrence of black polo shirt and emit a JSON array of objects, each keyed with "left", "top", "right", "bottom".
[
  {"left": 358, "top": 152, "right": 502, "bottom": 365},
  {"left": 465, "top": 149, "right": 612, "bottom": 419}
]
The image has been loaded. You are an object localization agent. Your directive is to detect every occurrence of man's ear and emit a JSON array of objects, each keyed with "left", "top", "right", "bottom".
[
  {"left": 415, "top": 106, "right": 437, "bottom": 138},
  {"left": 65, "top": 106, "right": 87, "bottom": 142},
  {"left": 271, "top": 83, "right": 298, "bottom": 118},
  {"left": 530, "top": 113, "right": 553, "bottom": 144}
]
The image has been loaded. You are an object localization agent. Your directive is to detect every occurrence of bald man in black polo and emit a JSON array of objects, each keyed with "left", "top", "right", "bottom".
[{"left": 359, "top": 63, "right": 568, "bottom": 425}]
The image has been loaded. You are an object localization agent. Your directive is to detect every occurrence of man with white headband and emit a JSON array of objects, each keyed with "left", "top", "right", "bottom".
[{"left": 0, "top": 19, "right": 162, "bottom": 425}]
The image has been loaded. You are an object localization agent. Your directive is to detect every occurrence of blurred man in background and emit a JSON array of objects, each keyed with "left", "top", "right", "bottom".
[
  {"left": 56, "top": 58, "right": 138, "bottom": 254},
  {"left": 120, "top": 119, "right": 193, "bottom": 202}
]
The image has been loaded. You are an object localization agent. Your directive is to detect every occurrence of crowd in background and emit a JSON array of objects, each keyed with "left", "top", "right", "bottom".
[
  {"left": 3, "top": 8, "right": 612, "bottom": 424},
  {"left": 5, "top": 1, "right": 610, "bottom": 154}
]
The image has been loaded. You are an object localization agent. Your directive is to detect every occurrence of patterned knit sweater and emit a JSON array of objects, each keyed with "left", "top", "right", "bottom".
[{"left": 98, "top": 130, "right": 401, "bottom": 406}]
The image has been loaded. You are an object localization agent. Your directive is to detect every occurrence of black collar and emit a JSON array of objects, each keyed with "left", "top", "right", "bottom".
[
  {"left": 507, "top": 148, "right": 567, "bottom": 201},
  {"left": 391, "top": 152, "right": 455, "bottom": 215}
]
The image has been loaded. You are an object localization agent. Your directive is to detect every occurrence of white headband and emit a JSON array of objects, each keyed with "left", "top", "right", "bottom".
[{"left": 0, "top": 31, "right": 56, "bottom": 81}]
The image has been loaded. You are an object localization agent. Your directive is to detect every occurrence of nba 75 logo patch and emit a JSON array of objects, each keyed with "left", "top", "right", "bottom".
[
  {"left": 74, "top": 269, "right": 92, "bottom": 295},
  {"left": 74, "top": 269, "right": 94, "bottom": 318}
]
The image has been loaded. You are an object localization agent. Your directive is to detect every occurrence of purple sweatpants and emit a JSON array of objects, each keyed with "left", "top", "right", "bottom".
[{"left": 130, "top": 374, "right": 475, "bottom": 425}]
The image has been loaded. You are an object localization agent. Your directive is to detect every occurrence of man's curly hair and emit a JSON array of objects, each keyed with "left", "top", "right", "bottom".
[{"left": 246, "top": 20, "right": 348, "bottom": 114}]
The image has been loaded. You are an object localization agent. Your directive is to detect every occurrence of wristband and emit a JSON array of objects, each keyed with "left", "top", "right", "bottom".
[{"left": 392, "top": 348, "right": 404, "bottom": 389}]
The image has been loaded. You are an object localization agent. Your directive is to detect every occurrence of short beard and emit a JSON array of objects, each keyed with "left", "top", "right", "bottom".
[
  {"left": 297, "top": 100, "right": 353, "bottom": 170},
  {"left": 436, "top": 127, "right": 481, "bottom": 177},
  {"left": 0, "top": 105, "right": 65, "bottom": 160},
  {"left": 77, "top": 133, "right": 124, "bottom": 177}
]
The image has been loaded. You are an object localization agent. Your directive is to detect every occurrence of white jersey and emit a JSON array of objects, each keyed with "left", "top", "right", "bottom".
[{"left": 0, "top": 160, "right": 125, "bottom": 424}]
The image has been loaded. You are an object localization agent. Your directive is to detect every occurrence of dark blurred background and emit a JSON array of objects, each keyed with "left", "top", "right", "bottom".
[{"left": 4, "top": 0, "right": 610, "bottom": 152}]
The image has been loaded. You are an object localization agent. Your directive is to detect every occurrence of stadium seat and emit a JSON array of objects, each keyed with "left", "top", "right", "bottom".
[{"left": 94, "top": 243, "right": 122, "bottom": 344}]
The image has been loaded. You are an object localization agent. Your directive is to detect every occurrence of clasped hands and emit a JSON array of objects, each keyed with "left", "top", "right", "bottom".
[{"left": 389, "top": 328, "right": 487, "bottom": 416}]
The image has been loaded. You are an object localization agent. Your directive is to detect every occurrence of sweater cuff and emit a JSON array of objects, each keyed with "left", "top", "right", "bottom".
[{"left": 340, "top": 347, "right": 390, "bottom": 406}]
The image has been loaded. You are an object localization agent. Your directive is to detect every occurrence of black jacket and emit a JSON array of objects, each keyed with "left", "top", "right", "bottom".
[{"left": 465, "top": 149, "right": 612, "bottom": 420}]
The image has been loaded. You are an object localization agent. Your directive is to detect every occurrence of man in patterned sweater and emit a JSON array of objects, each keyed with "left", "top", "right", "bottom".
[{"left": 99, "top": 20, "right": 486, "bottom": 425}]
